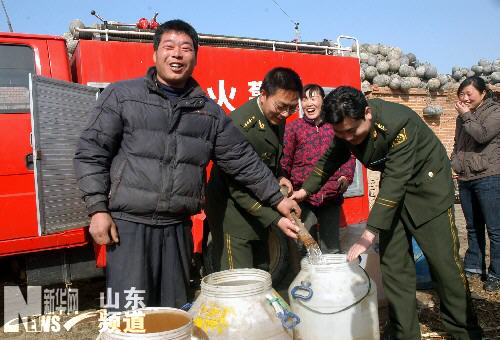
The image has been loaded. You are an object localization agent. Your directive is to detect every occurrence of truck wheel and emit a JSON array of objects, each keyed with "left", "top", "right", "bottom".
[
  {"left": 268, "top": 225, "right": 289, "bottom": 285},
  {"left": 203, "top": 226, "right": 288, "bottom": 285},
  {"left": 202, "top": 225, "right": 289, "bottom": 285}
]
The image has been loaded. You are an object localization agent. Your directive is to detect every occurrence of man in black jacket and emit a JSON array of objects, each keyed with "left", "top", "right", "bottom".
[{"left": 74, "top": 19, "right": 300, "bottom": 311}]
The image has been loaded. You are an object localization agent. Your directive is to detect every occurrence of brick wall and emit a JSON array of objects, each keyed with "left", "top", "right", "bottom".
[{"left": 367, "top": 87, "right": 458, "bottom": 156}]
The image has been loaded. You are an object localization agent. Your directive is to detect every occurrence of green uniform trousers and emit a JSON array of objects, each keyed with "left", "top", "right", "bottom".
[
  {"left": 300, "top": 201, "right": 341, "bottom": 254},
  {"left": 379, "top": 205, "right": 482, "bottom": 340},
  {"left": 212, "top": 231, "right": 270, "bottom": 272}
]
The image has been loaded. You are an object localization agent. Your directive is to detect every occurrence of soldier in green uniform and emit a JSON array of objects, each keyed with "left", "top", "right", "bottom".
[
  {"left": 292, "top": 86, "right": 482, "bottom": 339},
  {"left": 205, "top": 67, "right": 302, "bottom": 271}
]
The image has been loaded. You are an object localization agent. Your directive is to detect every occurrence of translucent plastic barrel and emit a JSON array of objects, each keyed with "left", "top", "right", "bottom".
[
  {"left": 189, "top": 268, "right": 295, "bottom": 339},
  {"left": 288, "top": 254, "right": 379, "bottom": 340}
]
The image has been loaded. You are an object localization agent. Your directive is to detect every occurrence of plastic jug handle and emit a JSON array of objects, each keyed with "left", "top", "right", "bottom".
[
  {"left": 180, "top": 302, "right": 193, "bottom": 311},
  {"left": 191, "top": 325, "right": 210, "bottom": 340},
  {"left": 290, "top": 280, "right": 313, "bottom": 301},
  {"left": 266, "top": 293, "right": 301, "bottom": 329},
  {"left": 278, "top": 310, "right": 301, "bottom": 329}
]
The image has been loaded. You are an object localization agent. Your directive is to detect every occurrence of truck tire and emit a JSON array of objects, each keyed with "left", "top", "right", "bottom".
[
  {"left": 202, "top": 225, "right": 289, "bottom": 285},
  {"left": 268, "top": 225, "right": 289, "bottom": 285}
]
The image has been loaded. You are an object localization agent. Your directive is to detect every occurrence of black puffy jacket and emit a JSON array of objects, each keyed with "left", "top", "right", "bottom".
[{"left": 74, "top": 67, "right": 282, "bottom": 225}]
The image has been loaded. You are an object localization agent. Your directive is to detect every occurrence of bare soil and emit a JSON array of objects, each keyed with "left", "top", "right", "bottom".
[{"left": 415, "top": 205, "right": 500, "bottom": 340}]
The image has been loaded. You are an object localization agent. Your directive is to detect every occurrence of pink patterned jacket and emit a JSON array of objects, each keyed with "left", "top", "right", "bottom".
[{"left": 281, "top": 116, "right": 356, "bottom": 206}]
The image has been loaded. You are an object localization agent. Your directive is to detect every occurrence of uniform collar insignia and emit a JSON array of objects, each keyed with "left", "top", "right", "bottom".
[{"left": 258, "top": 120, "right": 266, "bottom": 130}]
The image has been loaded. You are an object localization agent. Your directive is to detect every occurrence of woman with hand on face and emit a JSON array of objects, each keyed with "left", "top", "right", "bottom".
[
  {"left": 451, "top": 76, "right": 500, "bottom": 292},
  {"left": 281, "top": 84, "right": 356, "bottom": 254}
]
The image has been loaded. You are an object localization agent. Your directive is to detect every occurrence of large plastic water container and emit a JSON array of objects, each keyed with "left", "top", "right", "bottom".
[
  {"left": 188, "top": 268, "right": 298, "bottom": 339},
  {"left": 98, "top": 307, "right": 208, "bottom": 339},
  {"left": 288, "top": 254, "right": 379, "bottom": 340}
]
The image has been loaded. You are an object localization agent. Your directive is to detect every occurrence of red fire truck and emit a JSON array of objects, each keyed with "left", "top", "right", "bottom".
[{"left": 0, "top": 19, "right": 368, "bottom": 285}]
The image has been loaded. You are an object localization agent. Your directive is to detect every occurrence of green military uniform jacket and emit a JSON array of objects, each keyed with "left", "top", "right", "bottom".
[
  {"left": 205, "top": 97, "right": 284, "bottom": 240},
  {"left": 302, "top": 98, "right": 455, "bottom": 231}
]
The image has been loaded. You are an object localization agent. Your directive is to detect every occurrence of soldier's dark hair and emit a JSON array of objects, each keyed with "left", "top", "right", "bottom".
[
  {"left": 303, "top": 83, "right": 325, "bottom": 99},
  {"left": 153, "top": 19, "right": 199, "bottom": 54},
  {"left": 323, "top": 86, "right": 368, "bottom": 124},
  {"left": 261, "top": 67, "right": 303, "bottom": 96},
  {"left": 457, "top": 76, "right": 493, "bottom": 99}
]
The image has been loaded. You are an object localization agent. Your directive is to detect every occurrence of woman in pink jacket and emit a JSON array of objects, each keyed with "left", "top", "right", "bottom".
[{"left": 281, "top": 84, "right": 356, "bottom": 253}]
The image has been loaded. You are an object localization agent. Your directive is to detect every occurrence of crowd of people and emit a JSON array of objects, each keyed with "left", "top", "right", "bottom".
[{"left": 73, "top": 18, "right": 499, "bottom": 340}]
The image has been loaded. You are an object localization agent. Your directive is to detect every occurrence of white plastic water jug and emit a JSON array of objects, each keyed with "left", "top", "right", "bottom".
[
  {"left": 189, "top": 268, "right": 299, "bottom": 339},
  {"left": 288, "top": 254, "right": 379, "bottom": 340}
]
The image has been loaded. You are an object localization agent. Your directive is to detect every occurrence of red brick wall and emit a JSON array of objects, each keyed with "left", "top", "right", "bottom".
[{"left": 367, "top": 87, "right": 500, "bottom": 156}]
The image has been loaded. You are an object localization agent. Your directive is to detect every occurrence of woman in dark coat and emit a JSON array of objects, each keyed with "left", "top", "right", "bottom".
[{"left": 451, "top": 76, "right": 500, "bottom": 292}]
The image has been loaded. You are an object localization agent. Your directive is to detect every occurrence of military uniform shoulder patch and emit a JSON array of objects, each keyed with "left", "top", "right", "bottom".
[
  {"left": 374, "top": 122, "right": 387, "bottom": 132},
  {"left": 241, "top": 115, "right": 257, "bottom": 130},
  {"left": 391, "top": 128, "right": 408, "bottom": 148},
  {"left": 372, "top": 122, "right": 387, "bottom": 140}
]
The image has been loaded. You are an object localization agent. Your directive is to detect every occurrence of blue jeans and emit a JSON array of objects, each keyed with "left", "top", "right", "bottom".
[{"left": 459, "top": 174, "right": 500, "bottom": 279}]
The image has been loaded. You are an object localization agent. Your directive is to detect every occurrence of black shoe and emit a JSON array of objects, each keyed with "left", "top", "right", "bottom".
[
  {"left": 465, "top": 271, "right": 482, "bottom": 280},
  {"left": 380, "top": 332, "right": 395, "bottom": 340},
  {"left": 483, "top": 276, "right": 500, "bottom": 292},
  {"left": 380, "top": 323, "right": 396, "bottom": 340}
]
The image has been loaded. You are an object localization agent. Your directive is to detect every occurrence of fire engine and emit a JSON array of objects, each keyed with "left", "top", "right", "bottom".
[{"left": 0, "top": 15, "right": 368, "bottom": 286}]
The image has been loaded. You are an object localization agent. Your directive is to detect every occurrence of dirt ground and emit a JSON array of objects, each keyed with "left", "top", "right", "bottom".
[
  {"left": 414, "top": 205, "right": 500, "bottom": 340},
  {"left": 1, "top": 204, "right": 499, "bottom": 339}
]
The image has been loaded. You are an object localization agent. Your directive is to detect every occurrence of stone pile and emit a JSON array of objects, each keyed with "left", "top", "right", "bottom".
[
  {"left": 451, "top": 59, "right": 500, "bottom": 87},
  {"left": 351, "top": 43, "right": 500, "bottom": 93}
]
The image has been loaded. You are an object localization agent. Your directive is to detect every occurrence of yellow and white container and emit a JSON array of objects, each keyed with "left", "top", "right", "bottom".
[{"left": 189, "top": 268, "right": 297, "bottom": 339}]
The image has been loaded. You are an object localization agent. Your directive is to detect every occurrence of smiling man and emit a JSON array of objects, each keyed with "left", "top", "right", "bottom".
[
  {"left": 206, "top": 67, "right": 303, "bottom": 272},
  {"left": 74, "top": 21, "right": 300, "bottom": 311}
]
